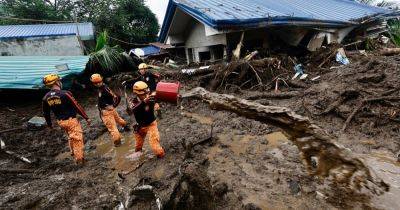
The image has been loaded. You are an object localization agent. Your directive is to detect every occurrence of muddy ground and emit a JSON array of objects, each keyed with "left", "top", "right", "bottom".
[{"left": 1, "top": 54, "right": 400, "bottom": 210}]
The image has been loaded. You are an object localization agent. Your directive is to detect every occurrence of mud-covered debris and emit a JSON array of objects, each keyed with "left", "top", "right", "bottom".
[
  {"left": 132, "top": 185, "right": 155, "bottom": 199},
  {"left": 27, "top": 116, "right": 46, "bottom": 130},
  {"left": 244, "top": 203, "right": 262, "bottom": 210},
  {"left": 288, "top": 179, "right": 301, "bottom": 195},
  {"left": 213, "top": 182, "right": 228, "bottom": 197}
]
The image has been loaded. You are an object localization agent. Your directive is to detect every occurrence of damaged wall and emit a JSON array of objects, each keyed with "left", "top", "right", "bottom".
[
  {"left": 0, "top": 35, "right": 84, "bottom": 56},
  {"left": 185, "top": 20, "right": 227, "bottom": 63}
]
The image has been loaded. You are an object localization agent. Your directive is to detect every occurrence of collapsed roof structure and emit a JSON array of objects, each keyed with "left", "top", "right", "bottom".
[{"left": 159, "top": 0, "right": 398, "bottom": 63}]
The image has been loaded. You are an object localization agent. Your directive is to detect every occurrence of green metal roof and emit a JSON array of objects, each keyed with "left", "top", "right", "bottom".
[{"left": 0, "top": 56, "right": 89, "bottom": 89}]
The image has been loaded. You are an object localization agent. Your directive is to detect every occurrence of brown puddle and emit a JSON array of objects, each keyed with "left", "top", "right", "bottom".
[
  {"left": 362, "top": 151, "right": 400, "bottom": 210},
  {"left": 91, "top": 132, "right": 141, "bottom": 171},
  {"left": 181, "top": 111, "right": 214, "bottom": 125},
  {"left": 208, "top": 131, "right": 289, "bottom": 159},
  {"left": 265, "top": 131, "right": 289, "bottom": 148}
]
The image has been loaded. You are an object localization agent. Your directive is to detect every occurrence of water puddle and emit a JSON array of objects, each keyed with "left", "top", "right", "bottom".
[
  {"left": 361, "top": 151, "right": 400, "bottom": 210},
  {"left": 91, "top": 132, "right": 142, "bottom": 171},
  {"left": 217, "top": 134, "right": 254, "bottom": 156},
  {"left": 181, "top": 111, "right": 213, "bottom": 125},
  {"left": 208, "top": 131, "right": 289, "bottom": 159},
  {"left": 265, "top": 131, "right": 289, "bottom": 148}
]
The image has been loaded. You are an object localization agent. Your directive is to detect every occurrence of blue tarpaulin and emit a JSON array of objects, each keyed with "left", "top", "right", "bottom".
[
  {"left": 0, "top": 56, "right": 89, "bottom": 89},
  {"left": 160, "top": 0, "right": 395, "bottom": 42},
  {"left": 130, "top": 45, "right": 161, "bottom": 57}
]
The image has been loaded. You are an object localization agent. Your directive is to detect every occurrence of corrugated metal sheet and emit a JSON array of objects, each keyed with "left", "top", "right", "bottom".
[
  {"left": 0, "top": 56, "right": 89, "bottom": 89},
  {"left": 160, "top": 0, "right": 394, "bottom": 42},
  {"left": 0, "top": 23, "right": 94, "bottom": 40}
]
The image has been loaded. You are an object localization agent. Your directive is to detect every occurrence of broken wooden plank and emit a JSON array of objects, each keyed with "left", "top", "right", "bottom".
[
  {"left": 0, "top": 169, "right": 33, "bottom": 174},
  {"left": 0, "top": 127, "right": 24, "bottom": 134}
]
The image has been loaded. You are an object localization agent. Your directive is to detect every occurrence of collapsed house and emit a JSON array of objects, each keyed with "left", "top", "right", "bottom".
[
  {"left": 0, "top": 23, "right": 94, "bottom": 56},
  {"left": 159, "top": 0, "right": 397, "bottom": 63}
]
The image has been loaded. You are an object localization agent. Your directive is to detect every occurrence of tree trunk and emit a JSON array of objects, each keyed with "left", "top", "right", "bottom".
[{"left": 182, "top": 87, "right": 387, "bottom": 195}]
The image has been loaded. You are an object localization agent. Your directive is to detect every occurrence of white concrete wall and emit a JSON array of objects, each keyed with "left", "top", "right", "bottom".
[
  {"left": 184, "top": 21, "right": 227, "bottom": 62},
  {"left": 185, "top": 21, "right": 226, "bottom": 49},
  {"left": 0, "top": 35, "right": 84, "bottom": 56}
]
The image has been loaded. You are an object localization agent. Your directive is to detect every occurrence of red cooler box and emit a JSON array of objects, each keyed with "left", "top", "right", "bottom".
[{"left": 156, "top": 82, "right": 180, "bottom": 104}]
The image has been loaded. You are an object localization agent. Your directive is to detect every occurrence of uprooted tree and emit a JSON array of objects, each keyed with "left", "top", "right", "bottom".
[{"left": 183, "top": 87, "right": 389, "bottom": 197}]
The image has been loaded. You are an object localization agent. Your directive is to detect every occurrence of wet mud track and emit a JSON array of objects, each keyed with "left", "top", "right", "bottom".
[{"left": 1, "top": 88, "right": 400, "bottom": 209}]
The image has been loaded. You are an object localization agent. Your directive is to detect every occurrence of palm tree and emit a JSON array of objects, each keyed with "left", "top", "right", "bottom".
[{"left": 89, "top": 31, "right": 124, "bottom": 72}]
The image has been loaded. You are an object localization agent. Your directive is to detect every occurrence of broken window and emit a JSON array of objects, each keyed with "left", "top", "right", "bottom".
[
  {"left": 211, "top": 45, "right": 224, "bottom": 61},
  {"left": 199, "top": 51, "right": 211, "bottom": 62},
  {"left": 187, "top": 48, "right": 194, "bottom": 63}
]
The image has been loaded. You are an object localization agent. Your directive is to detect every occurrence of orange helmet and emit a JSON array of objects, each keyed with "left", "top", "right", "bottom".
[
  {"left": 133, "top": 81, "right": 149, "bottom": 95},
  {"left": 138, "top": 63, "right": 149, "bottom": 70},
  {"left": 43, "top": 74, "right": 60, "bottom": 87},
  {"left": 90, "top": 74, "right": 103, "bottom": 83}
]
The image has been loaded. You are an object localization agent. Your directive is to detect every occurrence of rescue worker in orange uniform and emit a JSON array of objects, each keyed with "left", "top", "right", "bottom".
[
  {"left": 137, "top": 63, "right": 162, "bottom": 117},
  {"left": 137, "top": 63, "right": 160, "bottom": 93},
  {"left": 127, "top": 81, "right": 165, "bottom": 158},
  {"left": 42, "top": 74, "right": 90, "bottom": 165},
  {"left": 91, "top": 74, "right": 128, "bottom": 146}
]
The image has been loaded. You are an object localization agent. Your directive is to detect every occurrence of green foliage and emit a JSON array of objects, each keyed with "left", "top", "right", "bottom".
[
  {"left": 95, "top": 31, "right": 108, "bottom": 52},
  {"left": 0, "top": 0, "right": 159, "bottom": 45},
  {"left": 76, "top": 0, "right": 159, "bottom": 45},
  {"left": 90, "top": 31, "right": 124, "bottom": 72},
  {"left": 388, "top": 20, "right": 400, "bottom": 47},
  {"left": 0, "top": 0, "right": 74, "bottom": 24}
]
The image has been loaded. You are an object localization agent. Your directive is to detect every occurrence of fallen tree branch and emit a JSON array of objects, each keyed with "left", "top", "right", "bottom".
[
  {"left": 183, "top": 87, "right": 388, "bottom": 197},
  {"left": 1, "top": 149, "right": 32, "bottom": 164},
  {"left": 341, "top": 101, "right": 365, "bottom": 133},
  {"left": 319, "top": 90, "right": 360, "bottom": 115},
  {"left": 341, "top": 96, "right": 400, "bottom": 132},
  {"left": 246, "top": 91, "right": 301, "bottom": 100},
  {"left": 379, "top": 48, "right": 400, "bottom": 56},
  {"left": 0, "top": 169, "right": 33, "bottom": 173},
  {"left": 286, "top": 80, "right": 308, "bottom": 89}
]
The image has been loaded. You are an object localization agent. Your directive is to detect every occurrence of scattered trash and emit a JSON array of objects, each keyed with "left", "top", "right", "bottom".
[
  {"left": 316, "top": 191, "right": 327, "bottom": 200},
  {"left": 132, "top": 185, "right": 155, "bottom": 198},
  {"left": 156, "top": 197, "right": 162, "bottom": 210},
  {"left": 27, "top": 116, "right": 47, "bottom": 130},
  {"left": 199, "top": 65, "right": 210, "bottom": 70},
  {"left": 336, "top": 48, "right": 350, "bottom": 65},
  {"left": 244, "top": 50, "right": 259, "bottom": 61},
  {"left": 166, "top": 59, "right": 179, "bottom": 69},
  {"left": 292, "top": 64, "right": 307, "bottom": 80},
  {"left": 0, "top": 138, "right": 5, "bottom": 149},
  {"left": 288, "top": 180, "right": 301, "bottom": 195},
  {"left": 117, "top": 201, "right": 125, "bottom": 210},
  {"left": 379, "top": 35, "right": 389, "bottom": 44},
  {"left": 359, "top": 50, "right": 368, "bottom": 56},
  {"left": 299, "top": 74, "right": 308, "bottom": 80},
  {"left": 2, "top": 150, "right": 32, "bottom": 164},
  {"left": 181, "top": 68, "right": 197, "bottom": 74},
  {"left": 311, "top": 76, "right": 321, "bottom": 81},
  {"left": 6, "top": 107, "right": 15, "bottom": 112}
]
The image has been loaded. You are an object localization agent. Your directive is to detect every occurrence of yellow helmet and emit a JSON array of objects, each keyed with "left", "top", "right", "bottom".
[
  {"left": 43, "top": 74, "right": 60, "bottom": 87},
  {"left": 133, "top": 81, "right": 149, "bottom": 95},
  {"left": 90, "top": 73, "right": 103, "bottom": 83},
  {"left": 138, "top": 63, "right": 149, "bottom": 70}
]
